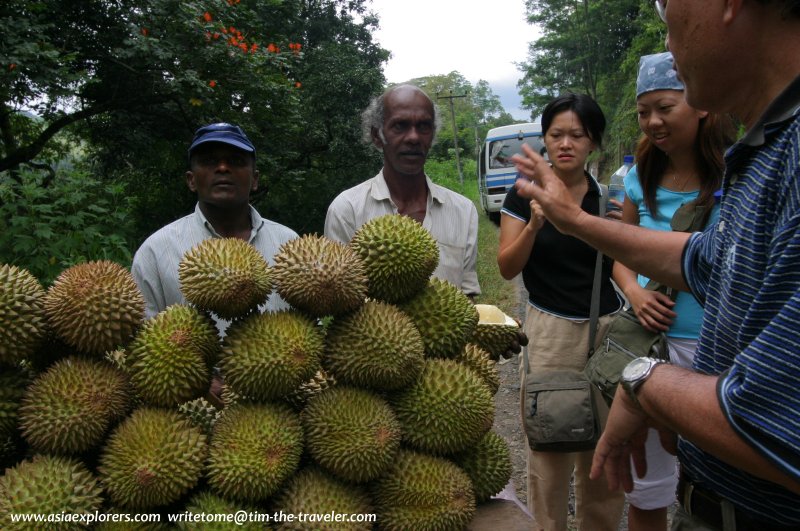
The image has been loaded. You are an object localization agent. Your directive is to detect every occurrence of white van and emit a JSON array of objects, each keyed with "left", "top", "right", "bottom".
[{"left": 477, "top": 123, "right": 545, "bottom": 221}]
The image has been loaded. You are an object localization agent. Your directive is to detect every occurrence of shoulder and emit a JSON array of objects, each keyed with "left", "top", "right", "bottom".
[
  {"left": 136, "top": 214, "right": 195, "bottom": 252},
  {"left": 261, "top": 218, "right": 299, "bottom": 241}
]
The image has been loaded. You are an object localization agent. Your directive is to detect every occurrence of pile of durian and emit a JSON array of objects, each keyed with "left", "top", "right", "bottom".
[{"left": 0, "top": 214, "right": 522, "bottom": 530}]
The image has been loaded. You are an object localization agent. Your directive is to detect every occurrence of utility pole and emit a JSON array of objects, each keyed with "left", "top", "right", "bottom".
[{"left": 436, "top": 90, "right": 468, "bottom": 186}]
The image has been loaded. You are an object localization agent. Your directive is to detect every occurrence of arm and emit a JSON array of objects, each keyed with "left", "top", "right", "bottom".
[
  {"left": 496, "top": 199, "right": 545, "bottom": 280},
  {"left": 591, "top": 365, "right": 800, "bottom": 495},
  {"left": 512, "top": 143, "right": 689, "bottom": 291},
  {"left": 612, "top": 195, "right": 676, "bottom": 332},
  {"left": 131, "top": 246, "right": 166, "bottom": 319}
]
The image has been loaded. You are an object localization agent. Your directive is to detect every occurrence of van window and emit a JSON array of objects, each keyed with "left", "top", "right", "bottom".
[{"left": 488, "top": 136, "right": 545, "bottom": 169}]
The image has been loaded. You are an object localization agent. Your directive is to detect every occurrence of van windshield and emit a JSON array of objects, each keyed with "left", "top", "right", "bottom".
[{"left": 488, "top": 136, "right": 545, "bottom": 169}]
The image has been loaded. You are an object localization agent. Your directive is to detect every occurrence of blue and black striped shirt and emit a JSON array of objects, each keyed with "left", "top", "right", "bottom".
[{"left": 681, "top": 75, "right": 800, "bottom": 525}]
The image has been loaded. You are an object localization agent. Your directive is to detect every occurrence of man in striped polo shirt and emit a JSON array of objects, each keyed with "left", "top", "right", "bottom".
[{"left": 511, "top": 1, "right": 800, "bottom": 528}]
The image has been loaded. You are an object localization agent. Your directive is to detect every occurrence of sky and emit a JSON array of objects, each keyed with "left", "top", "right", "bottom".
[{"left": 365, "top": 0, "right": 539, "bottom": 121}]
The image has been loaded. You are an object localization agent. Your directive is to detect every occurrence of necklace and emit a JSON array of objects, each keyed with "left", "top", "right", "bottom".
[{"left": 671, "top": 172, "right": 692, "bottom": 192}]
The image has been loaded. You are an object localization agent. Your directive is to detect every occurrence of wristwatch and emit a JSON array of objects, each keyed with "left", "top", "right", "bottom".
[{"left": 621, "top": 357, "right": 668, "bottom": 407}]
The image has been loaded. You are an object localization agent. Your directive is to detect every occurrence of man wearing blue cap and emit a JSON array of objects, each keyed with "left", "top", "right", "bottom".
[
  {"left": 132, "top": 123, "right": 298, "bottom": 329},
  {"left": 512, "top": 0, "right": 800, "bottom": 529}
]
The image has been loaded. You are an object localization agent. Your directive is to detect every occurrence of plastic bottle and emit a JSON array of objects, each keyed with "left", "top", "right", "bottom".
[{"left": 607, "top": 155, "right": 634, "bottom": 211}]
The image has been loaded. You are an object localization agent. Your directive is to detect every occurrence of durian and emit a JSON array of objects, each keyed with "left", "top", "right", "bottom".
[
  {"left": 19, "top": 356, "right": 131, "bottom": 454},
  {"left": 127, "top": 304, "right": 219, "bottom": 407},
  {"left": 454, "top": 343, "right": 499, "bottom": 394},
  {"left": 207, "top": 403, "right": 303, "bottom": 503},
  {"left": 178, "top": 238, "right": 272, "bottom": 320},
  {"left": 302, "top": 386, "right": 401, "bottom": 483},
  {"left": 178, "top": 397, "right": 221, "bottom": 435},
  {"left": 98, "top": 408, "right": 207, "bottom": 510},
  {"left": 273, "top": 234, "right": 368, "bottom": 317},
  {"left": 0, "top": 366, "right": 30, "bottom": 444},
  {"left": 285, "top": 369, "right": 336, "bottom": 410},
  {"left": 221, "top": 310, "right": 324, "bottom": 401},
  {"left": 399, "top": 278, "right": 479, "bottom": 359},
  {"left": 471, "top": 304, "right": 521, "bottom": 361},
  {"left": 350, "top": 214, "right": 438, "bottom": 303},
  {"left": 0, "top": 264, "right": 47, "bottom": 366},
  {"left": 272, "top": 467, "right": 373, "bottom": 531},
  {"left": 0, "top": 455, "right": 103, "bottom": 530},
  {"left": 371, "top": 449, "right": 475, "bottom": 531},
  {"left": 391, "top": 358, "right": 494, "bottom": 455},
  {"left": 323, "top": 300, "right": 424, "bottom": 391},
  {"left": 179, "top": 491, "right": 264, "bottom": 531},
  {"left": 44, "top": 260, "right": 144, "bottom": 355},
  {"left": 452, "top": 430, "right": 513, "bottom": 503}
]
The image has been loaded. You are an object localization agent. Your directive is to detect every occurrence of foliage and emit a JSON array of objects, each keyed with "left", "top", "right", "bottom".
[{"left": 0, "top": 167, "right": 137, "bottom": 285}]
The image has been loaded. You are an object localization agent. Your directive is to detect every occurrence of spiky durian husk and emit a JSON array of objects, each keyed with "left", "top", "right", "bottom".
[
  {"left": 177, "top": 397, "right": 220, "bottom": 435},
  {"left": 0, "top": 366, "right": 31, "bottom": 441},
  {"left": 452, "top": 430, "right": 513, "bottom": 503},
  {"left": 272, "top": 234, "right": 368, "bottom": 317},
  {"left": 0, "top": 455, "right": 103, "bottom": 530},
  {"left": 371, "top": 450, "right": 475, "bottom": 531},
  {"left": 179, "top": 492, "right": 264, "bottom": 531},
  {"left": 399, "top": 278, "right": 479, "bottom": 359},
  {"left": 221, "top": 310, "right": 324, "bottom": 401},
  {"left": 44, "top": 260, "right": 144, "bottom": 355},
  {"left": 127, "top": 304, "right": 219, "bottom": 407},
  {"left": 302, "top": 386, "right": 401, "bottom": 483},
  {"left": 207, "top": 403, "right": 303, "bottom": 503},
  {"left": 323, "top": 300, "right": 424, "bottom": 391},
  {"left": 454, "top": 343, "right": 499, "bottom": 395},
  {"left": 98, "top": 408, "right": 207, "bottom": 510},
  {"left": 19, "top": 356, "right": 131, "bottom": 455},
  {"left": 0, "top": 264, "right": 47, "bottom": 366},
  {"left": 273, "top": 467, "right": 373, "bottom": 531},
  {"left": 285, "top": 369, "right": 336, "bottom": 410},
  {"left": 471, "top": 304, "right": 520, "bottom": 361},
  {"left": 178, "top": 238, "right": 272, "bottom": 320},
  {"left": 390, "top": 359, "right": 494, "bottom": 456},
  {"left": 350, "top": 214, "right": 439, "bottom": 304}
]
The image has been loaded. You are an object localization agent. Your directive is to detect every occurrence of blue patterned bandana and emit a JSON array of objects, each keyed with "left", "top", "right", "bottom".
[{"left": 636, "top": 52, "right": 684, "bottom": 98}]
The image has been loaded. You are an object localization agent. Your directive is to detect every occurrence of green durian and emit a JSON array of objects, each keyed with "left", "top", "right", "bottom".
[
  {"left": 399, "top": 278, "right": 479, "bottom": 359},
  {"left": 350, "top": 214, "right": 438, "bottom": 303},
  {"left": 302, "top": 386, "right": 401, "bottom": 483},
  {"left": 454, "top": 343, "right": 499, "bottom": 394},
  {"left": 127, "top": 304, "right": 219, "bottom": 407},
  {"left": 0, "top": 264, "right": 47, "bottom": 366},
  {"left": 221, "top": 310, "right": 324, "bottom": 401},
  {"left": 44, "top": 260, "right": 144, "bottom": 355},
  {"left": 0, "top": 455, "right": 103, "bottom": 530},
  {"left": 98, "top": 408, "right": 207, "bottom": 510},
  {"left": 391, "top": 358, "right": 494, "bottom": 455},
  {"left": 371, "top": 449, "right": 475, "bottom": 531},
  {"left": 19, "top": 356, "right": 131, "bottom": 454},
  {"left": 323, "top": 300, "right": 424, "bottom": 391},
  {"left": 179, "top": 491, "right": 265, "bottom": 531},
  {"left": 178, "top": 237, "right": 272, "bottom": 320},
  {"left": 207, "top": 403, "right": 302, "bottom": 503},
  {"left": 272, "top": 467, "right": 373, "bottom": 531},
  {"left": 471, "top": 304, "right": 521, "bottom": 361},
  {"left": 452, "top": 430, "right": 513, "bottom": 503},
  {"left": 273, "top": 234, "right": 368, "bottom": 317}
]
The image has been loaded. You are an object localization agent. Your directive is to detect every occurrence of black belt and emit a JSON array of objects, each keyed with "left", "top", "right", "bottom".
[{"left": 678, "top": 467, "right": 798, "bottom": 530}]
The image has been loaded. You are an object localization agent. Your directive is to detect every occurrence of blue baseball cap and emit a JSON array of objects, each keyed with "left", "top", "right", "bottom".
[
  {"left": 636, "top": 52, "right": 684, "bottom": 99},
  {"left": 188, "top": 122, "right": 256, "bottom": 157}
]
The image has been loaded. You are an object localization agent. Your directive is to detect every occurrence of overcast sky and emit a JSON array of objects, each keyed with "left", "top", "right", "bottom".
[{"left": 365, "top": 0, "right": 539, "bottom": 120}]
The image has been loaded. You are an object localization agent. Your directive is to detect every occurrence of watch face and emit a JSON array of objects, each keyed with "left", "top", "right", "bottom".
[{"left": 623, "top": 357, "right": 652, "bottom": 380}]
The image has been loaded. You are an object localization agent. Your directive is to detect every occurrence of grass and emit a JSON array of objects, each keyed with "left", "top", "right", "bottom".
[{"left": 425, "top": 159, "right": 520, "bottom": 315}]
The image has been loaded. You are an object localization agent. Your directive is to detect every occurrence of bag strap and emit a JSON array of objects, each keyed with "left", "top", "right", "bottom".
[{"left": 524, "top": 184, "right": 607, "bottom": 374}]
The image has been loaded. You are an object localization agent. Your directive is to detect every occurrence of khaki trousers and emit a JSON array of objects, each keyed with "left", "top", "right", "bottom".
[{"left": 520, "top": 305, "right": 625, "bottom": 531}]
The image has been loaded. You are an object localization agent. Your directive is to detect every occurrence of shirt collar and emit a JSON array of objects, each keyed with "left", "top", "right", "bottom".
[
  {"left": 739, "top": 74, "right": 800, "bottom": 148},
  {"left": 194, "top": 203, "right": 263, "bottom": 240}
]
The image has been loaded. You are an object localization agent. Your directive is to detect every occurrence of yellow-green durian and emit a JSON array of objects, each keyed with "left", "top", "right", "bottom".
[
  {"left": 0, "top": 264, "right": 47, "bottom": 365},
  {"left": 98, "top": 408, "right": 207, "bottom": 510},
  {"left": 127, "top": 304, "right": 219, "bottom": 407},
  {"left": 454, "top": 343, "right": 499, "bottom": 395},
  {"left": 452, "top": 430, "right": 513, "bottom": 503},
  {"left": 44, "top": 260, "right": 144, "bottom": 355},
  {"left": 221, "top": 310, "right": 324, "bottom": 401},
  {"left": 302, "top": 386, "right": 401, "bottom": 483},
  {"left": 323, "top": 300, "right": 424, "bottom": 391},
  {"left": 19, "top": 356, "right": 131, "bottom": 454},
  {"left": 178, "top": 237, "right": 272, "bottom": 320},
  {"left": 179, "top": 491, "right": 265, "bottom": 531},
  {"left": 399, "top": 278, "right": 479, "bottom": 359},
  {"left": 207, "top": 403, "right": 303, "bottom": 503},
  {"left": 471, "top": 304, "right": 521, "bottom": 361},
  {"left": 350, "top": 214, "right": 438, "bottom": 303},
  {"left": 273, "top": 234, "right": 368, "bottom": 317}
]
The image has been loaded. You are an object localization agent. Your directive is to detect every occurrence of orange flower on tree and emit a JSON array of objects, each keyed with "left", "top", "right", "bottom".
[
  {"left": 9, "top": 63, "right": 16, "bottom": 71},
  {"left": 203, "top": 11, "right": 213, "bottom": 22},
  {"left": 140, "top": 27, "right": 149, "bottom": 37},
  {"left": 250, "top": 43, "right": 258, "bottom": 53},
  {"left": 267, "top": 43, "right": 277, "bottom": 53},
  {"left": 209, "top": 80, "right": 217, "bottom": 88},
  {"left": 295, "top": 82, "right": 302, "bottom": 88}
]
